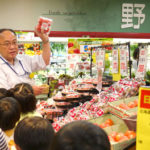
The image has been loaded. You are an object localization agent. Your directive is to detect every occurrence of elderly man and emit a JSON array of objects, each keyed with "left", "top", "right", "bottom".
[{"left": 0, "top": 28, "right": 50, "bottom": 95}]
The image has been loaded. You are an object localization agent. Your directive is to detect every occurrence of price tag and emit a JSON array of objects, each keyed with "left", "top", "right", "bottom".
[{"left": 137, "top": 86, "right": 150, "bottom": 150}]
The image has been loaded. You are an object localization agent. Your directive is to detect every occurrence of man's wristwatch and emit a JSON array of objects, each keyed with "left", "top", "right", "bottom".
[{"left": 42, "top": 40, "right": 49, "bottom": 44}]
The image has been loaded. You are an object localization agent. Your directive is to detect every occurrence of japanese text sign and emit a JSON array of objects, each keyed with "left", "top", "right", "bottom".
[
  {"left": 136, "top": 47, "right": 147, "bottom": 78},
  {"left": 120, "top": 46, "right": 128, "bottom": 76},
  {"left": 121, "top": 3, "right": 145, "bottom": 29},
  {"left": 112, "top": 49, "right": 119, "bottom": 73},
  {"left": 137, "top": 87, "right": 150, "bottom": 150},
  {"left": 96, "top": 48, "right": 105, "bottom": 69}
]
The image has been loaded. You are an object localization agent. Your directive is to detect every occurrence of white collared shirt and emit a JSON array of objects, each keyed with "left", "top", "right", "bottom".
[{"left": 0, "top": 54, "right": 47, "bottom": 89}]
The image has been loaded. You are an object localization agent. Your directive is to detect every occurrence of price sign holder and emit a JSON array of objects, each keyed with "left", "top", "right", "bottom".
[
  {"left": 90, "top": 42, "right": 131, "bottom": 78},
  {"left": 112, "top": 49, "right": 121, "bottom": 81},
  {"left": 136, "top": 86, "right": 150, "bottom": 150}
]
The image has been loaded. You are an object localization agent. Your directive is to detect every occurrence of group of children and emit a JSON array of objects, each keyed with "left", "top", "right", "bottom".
[{"left": 0, "top": 83, "right": 110, "bottom": 150}]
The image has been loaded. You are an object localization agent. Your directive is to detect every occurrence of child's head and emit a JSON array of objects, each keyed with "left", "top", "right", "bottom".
[
  {"left": 0, "top": 97, "right": 20, "bottom": 131},
  {"left": 14, "top": 116, "right": 54, "bottom": 150},
  {"left": 9, "top": 83, "right": 36, "bottom": 114},
  {"left": 51, "top": 120, "right": 110, "bottom": 150},
  {"left": 0, "top": 88, "right": 8, "bottom": 99}
]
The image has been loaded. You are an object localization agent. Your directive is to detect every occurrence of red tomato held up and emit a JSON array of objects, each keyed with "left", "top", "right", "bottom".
[{"left": 37, "top": 17, "right": 52, "bottom": 33}]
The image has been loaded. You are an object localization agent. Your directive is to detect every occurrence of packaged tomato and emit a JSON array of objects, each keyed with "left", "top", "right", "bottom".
[{"left": 37, "top": 16, "right": 53, "bottom": 34}]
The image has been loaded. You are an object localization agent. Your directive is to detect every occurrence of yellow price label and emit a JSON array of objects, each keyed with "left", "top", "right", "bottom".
[
  {"left": 137, "top": 87, "right": 150, "bottom": 150},
  {"left": 105, "top": 53, "right": 109, "bottom": 60}
]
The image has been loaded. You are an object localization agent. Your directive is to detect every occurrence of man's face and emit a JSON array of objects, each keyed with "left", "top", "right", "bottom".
[{"left": 0, "top": 30, "right": 18, "bottom": 62}]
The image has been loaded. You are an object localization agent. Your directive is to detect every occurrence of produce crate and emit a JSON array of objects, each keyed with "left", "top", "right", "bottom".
[
  {"left": 105, "top": 124, "right": 136, "bottom": 150},
  {"left": 122, "top": 115, "right": 137, "bottom": 132},
  {"left": 88, "top": 113, "right": 125, "bottom": 126},
  {"left": 88, "top": 114, "right": 136, "bottom": 150},
  {"left": 43, "top": 108, "right": 64, "bottom": 120},
  {"left": 108, "top": 96, "right": 138, "bottom": 118}
]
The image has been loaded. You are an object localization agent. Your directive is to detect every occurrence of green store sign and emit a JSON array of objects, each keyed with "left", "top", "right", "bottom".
[{"left": 42, "top": 0, "right": 150, "bottom": 33}]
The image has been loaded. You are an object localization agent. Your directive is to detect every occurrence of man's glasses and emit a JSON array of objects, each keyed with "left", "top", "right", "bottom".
[{"left": 0, "top": 41, "right": 18, "bottom": 47}]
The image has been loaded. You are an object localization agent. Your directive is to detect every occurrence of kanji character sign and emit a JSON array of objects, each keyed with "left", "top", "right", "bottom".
[{"left": 121, "top": 3, "right": 145, "bottom": 29}]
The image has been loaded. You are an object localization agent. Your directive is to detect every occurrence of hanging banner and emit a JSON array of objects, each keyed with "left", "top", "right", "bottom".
[
  {"left": 136, "top": 86, "right": 150, "bottom": 150},
  {"left": 113, "top": 49, "right": 121, "bottom": 81},
  {"left": 120, "top": 46, "right": 128, "bottom": 76},
  {"left": 136, "top": 47, "right": 147, "bottom": 78},
  {"left": 68, "top": 38, "right": 113, "bottom": 54},
  {"left": 96, "top": 48, "right": 105, "bottom": 69},
  {"left": 97, "top": 67, "right": 103, "bottom": 92},
  {"left": 112, "top": 49, "right": 119, "bottom": 73}
]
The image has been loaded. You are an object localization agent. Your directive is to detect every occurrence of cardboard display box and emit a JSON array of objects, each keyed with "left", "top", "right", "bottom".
[
  {"left": 108, "top": 96, "right": 138, "bottom": 118},
  {"left": 89, "top": 113, "right": 125, "bottom": 125},
  {"left": 122, "top": 115, "right": 137, "bottom": 132},
  {"left": 105, "top": 124, "right": 136, "bottom": 150},
  {"left": 89, "top": 114, "right": 136, "bottom": 150}
]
